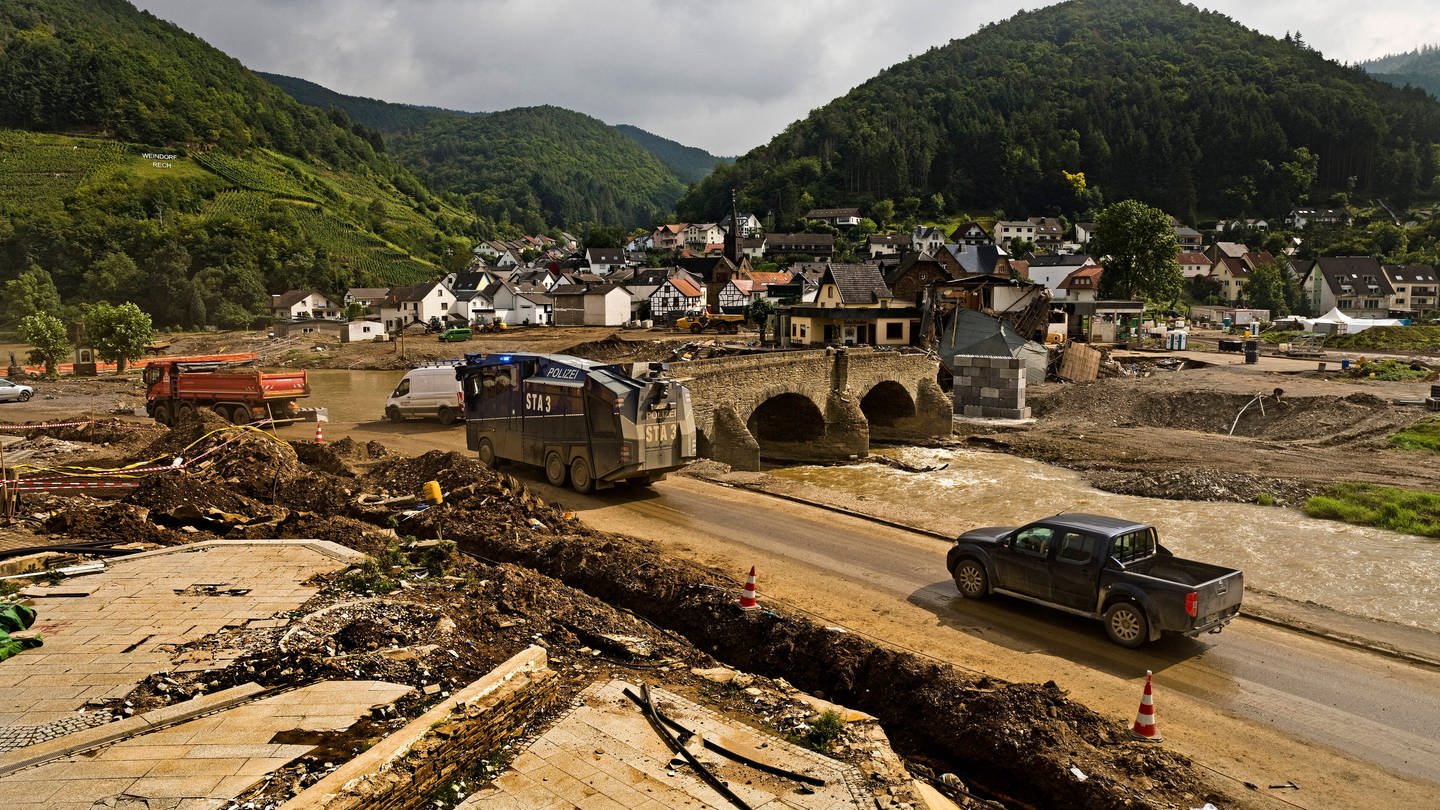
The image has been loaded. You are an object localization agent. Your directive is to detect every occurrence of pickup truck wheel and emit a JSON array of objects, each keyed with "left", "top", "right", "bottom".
[
  {"left": 570, "top": 457, "right": 595, "bottom": 494},
  {"left": 438, "top": 406, "right": 458, "bottom": 426},
  {"left": 1104, "top": 602, "right": 1149, "bottom": 648},
  {"left": 544, "top": 452, "right": 568, "bottom": 487},
  {"left": 952, "top": 559, "right": 988, "bottom": 599},
  {"left": 385, "top": 405, "right": 403, "bottom": 423},
  {"left": 476, "top": 438, "right": 496, "bottom": 467}
]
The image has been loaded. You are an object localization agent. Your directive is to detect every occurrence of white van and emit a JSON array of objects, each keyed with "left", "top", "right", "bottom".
[{"left": 385, "top": 366, "right": 464, "bottom": 425}]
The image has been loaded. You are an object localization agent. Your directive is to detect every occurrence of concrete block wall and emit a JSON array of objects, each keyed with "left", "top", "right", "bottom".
[
  {"left": 282, "top": 646, "right": 559, "bottom": 810},
  {"left": 953, "top": 354, "right": 1030, "bottom": 419}
]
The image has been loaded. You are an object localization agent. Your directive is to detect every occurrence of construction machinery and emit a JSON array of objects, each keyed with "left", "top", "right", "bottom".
[{"left": 674, "top": 307, "right": 744, "bottom": 335}]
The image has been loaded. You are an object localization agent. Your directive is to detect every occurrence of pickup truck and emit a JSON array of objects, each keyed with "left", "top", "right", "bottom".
[{"left": 946, "top": 513, "right": 1243, "bottom": 647}]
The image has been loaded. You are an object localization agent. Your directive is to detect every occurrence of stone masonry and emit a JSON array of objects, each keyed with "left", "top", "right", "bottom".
[
  {"left": 953, "top": 354, "right": 1030, "bottom": 419},
  {"left": 683, "top": 347, "right": 951, "bottom": 470}
]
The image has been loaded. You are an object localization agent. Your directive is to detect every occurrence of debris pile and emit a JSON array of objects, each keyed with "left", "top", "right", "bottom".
[{"left": 4, "top": 422, "right": 1233, "bottom": 809}]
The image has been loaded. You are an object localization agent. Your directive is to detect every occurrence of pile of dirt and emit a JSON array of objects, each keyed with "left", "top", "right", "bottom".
[
  {"left": 22, "top": 420, "right": 1233, "bottom": 808},
  {"left": 561, "top": 335, "right": 691, "bottom": 363},
  {"left": 42, "top": 502, "right": 189, "bottom": 547},
  {"left": 290, "top": 436, "right": 390, "bottom": 478},
  {"left": 1088, "top": 468, "right": 1327, "bottom": 507}
]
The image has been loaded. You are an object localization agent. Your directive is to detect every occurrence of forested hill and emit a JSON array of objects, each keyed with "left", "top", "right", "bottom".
[
  {"left": 612, "top": 125, "right": 731, "bottom": 184},
  {"left": 0, "top": 0, "right": 475, "bottom": 330},
  {"left": 679, "top": 0, "right": 1440, "bottom": 226},
  {"left": 257, "top": 72, "right": 462, "bottom": 136},
  {"left": 259, "top": 72, "right": 720, "bottom": 227},
  {"left": 1361, "top": 46, "right": 1440, "bottom": 101}
]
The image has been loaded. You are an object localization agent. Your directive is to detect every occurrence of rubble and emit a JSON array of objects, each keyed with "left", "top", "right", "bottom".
[{"left": 0, "top": 420, "right": 1235, "bottom": 809}]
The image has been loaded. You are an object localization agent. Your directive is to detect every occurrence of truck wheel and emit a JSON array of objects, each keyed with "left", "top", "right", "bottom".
[
  {"left": 570, "top": 457, "right": 595, "bottom": 494},
  {"left": 544, "top": 452, "right": 568, "bottom": 487},
  {"left": 231, "top": 406, "right": 252, "bottom": 425},
  {"left": 952, "top": 559, "right": 988, "bottom": 599},
  {"left": 385, "top": 406, "right": 403, "bottom": 423},
  {"left": 175, "top": 402, "right": 197, "bottom": 422},
  {"left": 211, "top": 404, "right": 231, "bottom": 422},
  {"left": 689, "top": 323, "right": 704, "bottom": 334},
  {"left": 476, "top": 438, "right": 497, "bottom": 467},
  {"left": 437, "top": 406, "right": 458, "bottom": 426},
  {"left": 1104, "top": 602, "right": 1149, "bottom": 648},
  {"left": 154, "top": 402, "right": 173, "bottom": 426}
]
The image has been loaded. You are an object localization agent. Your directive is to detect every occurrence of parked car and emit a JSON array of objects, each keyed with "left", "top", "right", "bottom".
[
  {"left": 438, "top": 327, "right": 472, "bottom": 342},
  {"left": 947, "top": 513, "right": 1243, "bottom": 647},
  {"left": 0, "top": 378, "right": 34, "bottom": 403}
]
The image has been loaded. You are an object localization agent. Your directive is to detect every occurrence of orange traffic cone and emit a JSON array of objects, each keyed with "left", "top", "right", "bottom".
[
  {"left": 1130, "top": 670, "right": 1163, "bottom": 742},
  {"left": 737, "top": 566, "right": 759, "bottom": 610},
  {"left": 314, "top": 422, "right": 325, "bottom": 444}
]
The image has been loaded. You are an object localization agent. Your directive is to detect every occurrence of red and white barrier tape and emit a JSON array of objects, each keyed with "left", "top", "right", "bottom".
[
  {"left": 0, "top": 420, "right": 98, "bottom": 431},
  {"left": 4, "top": 480, "right": 139, "bottom": 490}
]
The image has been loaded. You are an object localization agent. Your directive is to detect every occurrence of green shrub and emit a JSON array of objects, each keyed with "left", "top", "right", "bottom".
[{"left": 794, "top": 710, "right": 845, "bottom": 753}]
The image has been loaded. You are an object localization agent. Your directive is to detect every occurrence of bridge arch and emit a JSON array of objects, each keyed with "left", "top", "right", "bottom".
[
  {"left": 747, "top": 391, "right": 826, "bottom": 459},
  {"left": 859, "top": 380, "right": 917, "bottom": 434}
]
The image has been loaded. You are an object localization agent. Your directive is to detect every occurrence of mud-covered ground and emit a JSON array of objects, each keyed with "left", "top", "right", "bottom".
[
  {"left": 0, "top": 414, "right": 1234, "bottom": 809},
  {"left": 958, "top": 362, "right": 1440, "bottom": 504}
]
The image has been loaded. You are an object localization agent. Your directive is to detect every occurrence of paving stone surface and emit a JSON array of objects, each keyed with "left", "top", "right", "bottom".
[
  {"left": 0, "top": 679, "right": 411, "bottom": 810},
  {"left": 461, "top": 680, "right": 871, "bottom": 810},
  {"left": 0, "top": 541, "right": 355, "bottom": 738}
]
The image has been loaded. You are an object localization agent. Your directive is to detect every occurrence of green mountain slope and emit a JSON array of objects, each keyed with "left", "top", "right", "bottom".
[
  {"left": 388, "top": 106, "right": 685, "bottom": 232},
  {"left": 613, "top": 125, "right": 730, "bottom": 184},
  {"left": 257, "top": 71, "right": 462, "bottom": 135},
  {"left": 680, "top": 0, "right": 1440, "bottom": 225},
  {"left": 1361, "top": 46, "right": 1440, "bottom": 100},
  {"left": 257, "top": 73, "right": 714, "bottom": 227},
  {"left": 0, "top": 0, "right": 472, "bottom": 328}
]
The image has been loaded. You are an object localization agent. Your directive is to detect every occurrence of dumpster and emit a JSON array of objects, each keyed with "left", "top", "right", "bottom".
[
  {"left": 1219, "top": 339, "right": 1244, "bottom": 353},
  {"left": 1244, "top": 339, "right": 1259, "bottom": 364}
]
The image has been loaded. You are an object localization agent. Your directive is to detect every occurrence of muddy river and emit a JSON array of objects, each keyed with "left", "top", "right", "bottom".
[{"left": 304, "top": 370, "right": 1440, "bottom": 634}]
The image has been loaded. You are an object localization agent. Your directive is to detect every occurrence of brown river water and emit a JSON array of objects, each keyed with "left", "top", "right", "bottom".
[{"left": 306, "top": 370, "right": 1440, "bottom": 634}]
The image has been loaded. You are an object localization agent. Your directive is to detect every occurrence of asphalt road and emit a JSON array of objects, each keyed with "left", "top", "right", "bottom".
[{"left": 520, "top": 473, "right": 1440, "bottom": 789}]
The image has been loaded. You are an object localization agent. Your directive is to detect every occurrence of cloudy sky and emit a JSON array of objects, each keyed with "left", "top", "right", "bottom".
[{"left": 132, "top": 0, "right": 1439, "bottom": 156}]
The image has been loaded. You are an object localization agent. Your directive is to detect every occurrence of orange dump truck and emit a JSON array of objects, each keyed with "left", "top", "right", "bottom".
[{"left": 142, "top": 357, "right": 310, "bottom": 425}]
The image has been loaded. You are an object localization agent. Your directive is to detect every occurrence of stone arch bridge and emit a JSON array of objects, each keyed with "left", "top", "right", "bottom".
[{"left": 678, "top": 347, "right": 952, "bottom": 471}]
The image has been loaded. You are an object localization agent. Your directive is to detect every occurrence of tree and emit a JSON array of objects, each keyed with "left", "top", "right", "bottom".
[
  {"left": 1242, "top": 261, "right": 1289, "bottom": 316},
  {"left": 1091, "top": 200, "right": 1182, "bottom": 303},
  {"left": 4, "top": 265, "right": 62, "bottom": 325},
  {"left": 83, "top": 302, "right": 154, "bottom": 374},
  {"left": 870, "top": 199, "right": 895, "bottom": 228},
  {"left": 18, "top": 312, "right": 69, "bottom": 378}
]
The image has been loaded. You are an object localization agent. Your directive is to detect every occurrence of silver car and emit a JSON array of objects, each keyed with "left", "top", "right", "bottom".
[{"left": 0, "top": 378, "right": 34, "bottom": 403}]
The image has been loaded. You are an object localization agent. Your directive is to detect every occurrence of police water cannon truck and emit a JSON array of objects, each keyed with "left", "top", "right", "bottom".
[{"left": 456, "top": 353, "right": 697, "bottom": 493}]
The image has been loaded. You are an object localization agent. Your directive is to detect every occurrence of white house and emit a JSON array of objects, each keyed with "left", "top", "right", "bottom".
[
  {"left": 911, "top": 226, "right": 947, "bottom": 256},
  {"left": 380, "top": 280, "right": 457, "bottom": 332},
  {"left": 1177, "top": 251, "right": 1211, "bottom": 279},
  {"left": 1383, "top": 264, "right": 1438, "bottom": 316},
  {"left": 269, "top": 290, "right": 340, "bottom": 320},
  {"left": 338, "top": 319, "right": 386, "bottom": 343},
  {"left": 1023, "top": 255, "right": 1097, "bottom": 293},
  {"left": 717, "top": 278, "right": 754, "bottom": 312},
  {"left": 993, "top": 220, "right": 1037, "bottom": 245},
  {"left": 682, "top": 223, "right": 723, "bottom": 249},
  {"left": 585, "top": 247, "right": 627, "bottom": 276},
  {"left": 646, "top": 276, "right": 704, "bottom": 322}
]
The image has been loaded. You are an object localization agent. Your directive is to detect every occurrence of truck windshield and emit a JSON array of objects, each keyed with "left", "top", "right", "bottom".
[{"left": 1109, "top": 528, "right": 1157, "bottom": 564}]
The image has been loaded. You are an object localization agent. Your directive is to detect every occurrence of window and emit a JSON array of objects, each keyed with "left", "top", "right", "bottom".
[
  {"left": 885, "top": 322, "right": 904, "bottom": 340},
  {"left": 1012, "top": 527, "right": 1053, "bottom": 558},
  {"left": 391, "top": 379, "right": 411, "bottom": 398},
  {"left": 1057, "top": 532, "right": 1094, "bottom": 564},
  {"left": 1109, "top": 528, "right": 1157, "bottom": 563}
]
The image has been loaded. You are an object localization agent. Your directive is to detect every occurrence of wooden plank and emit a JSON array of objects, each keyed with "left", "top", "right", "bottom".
[{"left": 1057, "top": 343, "right": 1101, "bottom": 382}]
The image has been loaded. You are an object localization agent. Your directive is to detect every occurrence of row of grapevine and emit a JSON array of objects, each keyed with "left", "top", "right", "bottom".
[
  {"left": 0, "top": 131, "right": 128, "bottom": 204},
  {"left": 192, "top": 150, "right": 318, "bottom": 201},
  {"left": 288, "top": 205, "right": 436, "bottom": 286}
]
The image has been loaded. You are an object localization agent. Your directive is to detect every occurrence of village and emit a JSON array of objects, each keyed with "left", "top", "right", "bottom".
[
  {"left": 264, "top": 202, "right": 1436, "bottom": 361},
  {"left": 2, "top": 192, "right": 1440, "bottom": 810}
]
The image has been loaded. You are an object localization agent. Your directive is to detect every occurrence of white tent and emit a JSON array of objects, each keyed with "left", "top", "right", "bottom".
[{"left": 1300, "top": 307, "right": 1404, "bottom": 334}]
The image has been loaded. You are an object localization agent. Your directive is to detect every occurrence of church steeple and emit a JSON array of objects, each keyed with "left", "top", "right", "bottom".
[{"left": 723, "top": 187, "right": 740, "bottom": 265}]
